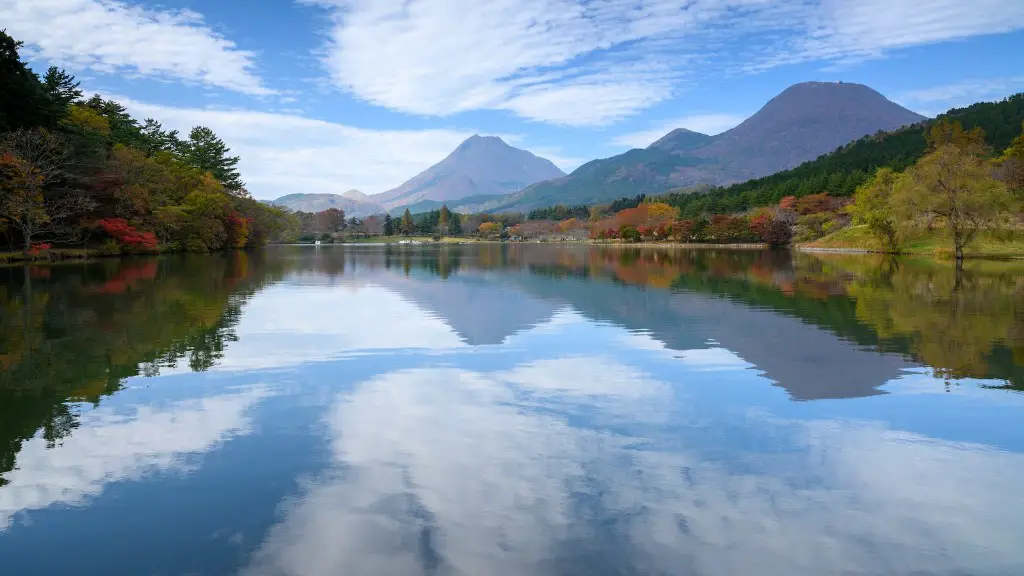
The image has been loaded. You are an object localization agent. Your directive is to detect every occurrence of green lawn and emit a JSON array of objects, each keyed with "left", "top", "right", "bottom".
[{"left": 805, "top": 224, "right": 1024, "bottom": 259}]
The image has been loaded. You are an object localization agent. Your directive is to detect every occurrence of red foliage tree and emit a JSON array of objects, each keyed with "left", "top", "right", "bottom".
[
  {"left": 225, "top": 212, "right": 250, "bottom": 248},
  {"left": 97, "top": 218, "right": 158, "bottom": 252}
]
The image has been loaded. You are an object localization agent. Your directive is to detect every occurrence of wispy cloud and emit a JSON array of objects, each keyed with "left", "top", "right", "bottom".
[
  {"left": 612, "top": 113, "right": 748, "bottom": 149},
  {"left": 894, "top": 76, "right": 1024, "bottom": 116},
  {"left": 0, "top": 0, "right": 273, "bottom": 95},
  {"left": 303, "top": 0, "right": 1024, "bottom": 126}
]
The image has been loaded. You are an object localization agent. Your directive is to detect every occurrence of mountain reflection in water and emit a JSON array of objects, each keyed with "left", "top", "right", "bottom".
[{"left": 0, "top": 245, "right": 1022, "bottom": 575}]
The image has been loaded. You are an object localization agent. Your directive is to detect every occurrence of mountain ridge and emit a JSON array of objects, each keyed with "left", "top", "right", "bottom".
[{"left": 481, "top": 81, "right": 925, "bottom": 213}]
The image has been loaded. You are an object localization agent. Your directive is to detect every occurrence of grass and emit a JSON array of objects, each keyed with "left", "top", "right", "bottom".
[
  {"left": 0, "top": 248, "right": 101, "bottom": 265},
  {"left": 804, "top": 224, "right": 1024, "bottom": 259},
  {"left": 316, "top": 236, "right": 491, "bottom": 245}
]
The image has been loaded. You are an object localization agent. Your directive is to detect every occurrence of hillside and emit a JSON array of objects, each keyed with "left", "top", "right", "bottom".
[
  {"left": 660, "top": 92, "right": 1024, "bottom": 217},
  {"left": 485, "top": 82, "right": 925, "bottom": 212},
  {"left": 271, "top": 191, "right": 385, "bottom": 217},
  {"left": 373, "top": 135, "right": 564, "bottom": 209}
]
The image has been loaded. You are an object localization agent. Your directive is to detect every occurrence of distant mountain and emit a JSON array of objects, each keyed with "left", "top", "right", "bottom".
[
  {"left": 373, "top": 135, "right": 564, "bottom": 210},
  {"left": 271, "top": 192, "right": 385, "bottom": 217},
  {"left": 341, "top": 189, "right": 371, "bottom": 202},
  {"left": 484, "top": 82, "right": 925, "bottom": 212}
]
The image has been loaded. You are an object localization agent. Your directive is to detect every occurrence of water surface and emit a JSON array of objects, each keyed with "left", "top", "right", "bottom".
[{"left": 1, "top": 245, "right": 1023, "bottom": 575}]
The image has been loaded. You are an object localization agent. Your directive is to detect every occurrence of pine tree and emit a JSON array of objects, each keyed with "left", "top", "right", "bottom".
[
  {"left": 449, "top": 212, "right": 463, "bottom": 236},
  {"left": 383, "top": 214, "right": 394, "bottom": 236},
  {"left": 182, "top": 126, "right": 245, "bottom": 194}
]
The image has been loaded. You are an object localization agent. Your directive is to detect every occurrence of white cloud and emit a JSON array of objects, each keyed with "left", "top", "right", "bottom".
[
  {"left": 109, "top": 97, "right": 546, "bottom": 198},
  {"left": 895, "top": 76, "right": 1024, "bottom": 116},
  {"left": 241, "top": 363, "right": 1024, "bottom": 576},
  {"left": 612, "top": 113, "right": 748, "bottom": 148},
  {"left": 303, "top": 0, "right": 1024, "bottom": 126},
  {"left": 0, "top": 0, "right": 272, "bottom": 95},
  {"left": 210, "top": 283, "right": 468, "bottom": 370},
  {"left": 0, "top": 387, "right": 271, "bottom": 530}
]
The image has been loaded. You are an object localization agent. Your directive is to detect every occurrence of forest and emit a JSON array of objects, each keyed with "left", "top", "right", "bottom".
[{"left": 0, "top": 31, "right": 294, "bottom": 260}]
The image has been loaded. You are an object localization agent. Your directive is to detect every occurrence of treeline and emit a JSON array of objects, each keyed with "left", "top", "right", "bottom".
[{"left": 0, "top": 31, "right": 293, "bottom": 258}]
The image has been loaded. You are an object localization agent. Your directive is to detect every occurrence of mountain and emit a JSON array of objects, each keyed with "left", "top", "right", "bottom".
[
  {"left": 664, "top": 91, "right": 1024, "bottom": 217},
  {"left": 341, "top": 189, "right": 371, "bottom": 202},
  {"left": 271, "top": 192, "right": 385, "bottom": 217},
  {"left": 484, "top": 82, "right": 926, "bottom": 212},
  {"left": 372, "top": 135, "right": 565, "bottom": 209}
]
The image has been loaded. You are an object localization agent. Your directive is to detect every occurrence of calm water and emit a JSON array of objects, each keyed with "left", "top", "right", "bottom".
[{"left": 2, "top": 245, "right": 1023, "bottom": 575}]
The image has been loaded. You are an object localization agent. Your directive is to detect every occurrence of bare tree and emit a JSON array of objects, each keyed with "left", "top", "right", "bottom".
[{"left": 0, "top": 129, "right": 96, "bottom": 253}]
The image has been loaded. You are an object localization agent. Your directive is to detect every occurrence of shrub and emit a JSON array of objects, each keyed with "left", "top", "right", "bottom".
[
  {"left": 620, "top": 225, "right": 641, "bottom": 242},
  {"left": 97, "top": 218, "right": 158, "bottom": 252}
]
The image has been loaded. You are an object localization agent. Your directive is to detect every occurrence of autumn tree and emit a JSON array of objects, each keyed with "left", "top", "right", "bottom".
[
  {"left": 314, "top": 208, "right": 346, "bottom": 235},
  {"left": 0, "top": 130, "right": 95, "bottom": 252},
  {"left": 849, "top": 167, "right": 901, "bottom": 252},
  {"left": 400, "top": 209, "right": 414, "bottom": 236},
  {"left": 438, "top": 204, "right": 451, "bottom": 236},
  {"left": 477, "top": 221, "right": 502, "bottom": 238},
  {"left": 894, "top": 123, "right": 1014, "bottom": 263}
]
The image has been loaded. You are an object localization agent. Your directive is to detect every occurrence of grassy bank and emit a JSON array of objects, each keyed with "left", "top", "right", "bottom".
[
  {"left": 0, "top": 249, "right": 102, "bottom": 265},
  {"left": 804, "top": 225, "right": 1024, "bottom": 259}
]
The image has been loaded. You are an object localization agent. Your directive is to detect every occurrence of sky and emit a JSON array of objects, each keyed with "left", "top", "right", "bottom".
[{"left": 2, "top": 0, "right": 1023, "bottom": 200}]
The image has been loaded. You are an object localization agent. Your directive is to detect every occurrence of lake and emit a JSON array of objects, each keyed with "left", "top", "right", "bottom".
[{"left": 1, "top": 244, "right": 1023, "bottom": 575}]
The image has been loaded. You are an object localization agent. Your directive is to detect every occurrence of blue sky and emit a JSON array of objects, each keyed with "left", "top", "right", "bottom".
[{"left": 3, "top": 0, "right": 1023, "bottom": 199}]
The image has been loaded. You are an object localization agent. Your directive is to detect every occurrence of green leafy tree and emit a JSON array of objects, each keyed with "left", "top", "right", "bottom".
[
  {"left": 849, "top": 167, "right": 901, "bottom": 252},
  {"left": 894, "top": 125, "right": 1014, "bottom": 263},
  {"left": 182, "top": 126, "right": 244, "bottom": 194},
  {"left": 383, "top": 214, "right": 394, "bottom": 236}
]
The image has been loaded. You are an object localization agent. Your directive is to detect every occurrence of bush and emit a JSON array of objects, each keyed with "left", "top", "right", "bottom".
[
  {"left": 620, "top": 225, "right": 641, "bottom": 242},
  {"left": 97, "top": 238, "right": 121, "bottom": 255}
]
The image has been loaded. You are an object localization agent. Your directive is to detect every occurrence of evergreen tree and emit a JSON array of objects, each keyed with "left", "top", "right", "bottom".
[
  {"left": 449, "top": 212, "right": 463, "bottom": 236},
  {"left": 182, "top": 126, "right": 245, "bottom": 194},
  {"left": 0, "top": 31, "right": 58, "bottom": 130},
  {"left": 42, "top": 67, "right": 82, "bottom": 111},
  {"left": 383, "top": 214, "right": 394, "bottom": 236}
]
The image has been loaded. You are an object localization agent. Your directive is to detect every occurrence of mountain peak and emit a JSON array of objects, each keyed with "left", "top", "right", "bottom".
[
  {"left": 649, "top": 128, "right": 713, "bottom": 151},
  {"left": 342, "top": 189, "right": 370, "bottom": 202},
  {"left": 374, "top": 135, "right": 564, "bottom": 208},
  {"left": 459, "top": 134, "right": 507, "bottom": 149}
]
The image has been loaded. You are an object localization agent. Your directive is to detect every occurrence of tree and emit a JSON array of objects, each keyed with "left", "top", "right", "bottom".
[
  {"left": 0, "top": 31, "right": 58, "bottom": 130},
  {"left": 438, "top": 204, "right": 451, "bottom": 236},
  {"left": 314, "top": 208, "right": 345, "bottom": 234},
  {"left": 449, "top": 212, "right": 463, "bottom": 236},
  {"left": 477, "top": 221, "right": 502, "bottom": 238},
  {"left": 400, "top": 209, "right": 414, "bottom": 236},
  {"left": 42, "top": 67, "right": 81, "bottom": 111},
  {"left": 383, "top": 214, "right": 394, "bottom": 236},
  {"left": 0, "top": 130, "right": 94, "bottom": 252},
  {"left": 849, "top": 167, "right": 901, "bottom": 252},
  {"left": 894, "top": 128, "right": 1014, "bottom": 263},
  {"left": 181, "top": 126, "right": 245, "bottom": 194}
]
